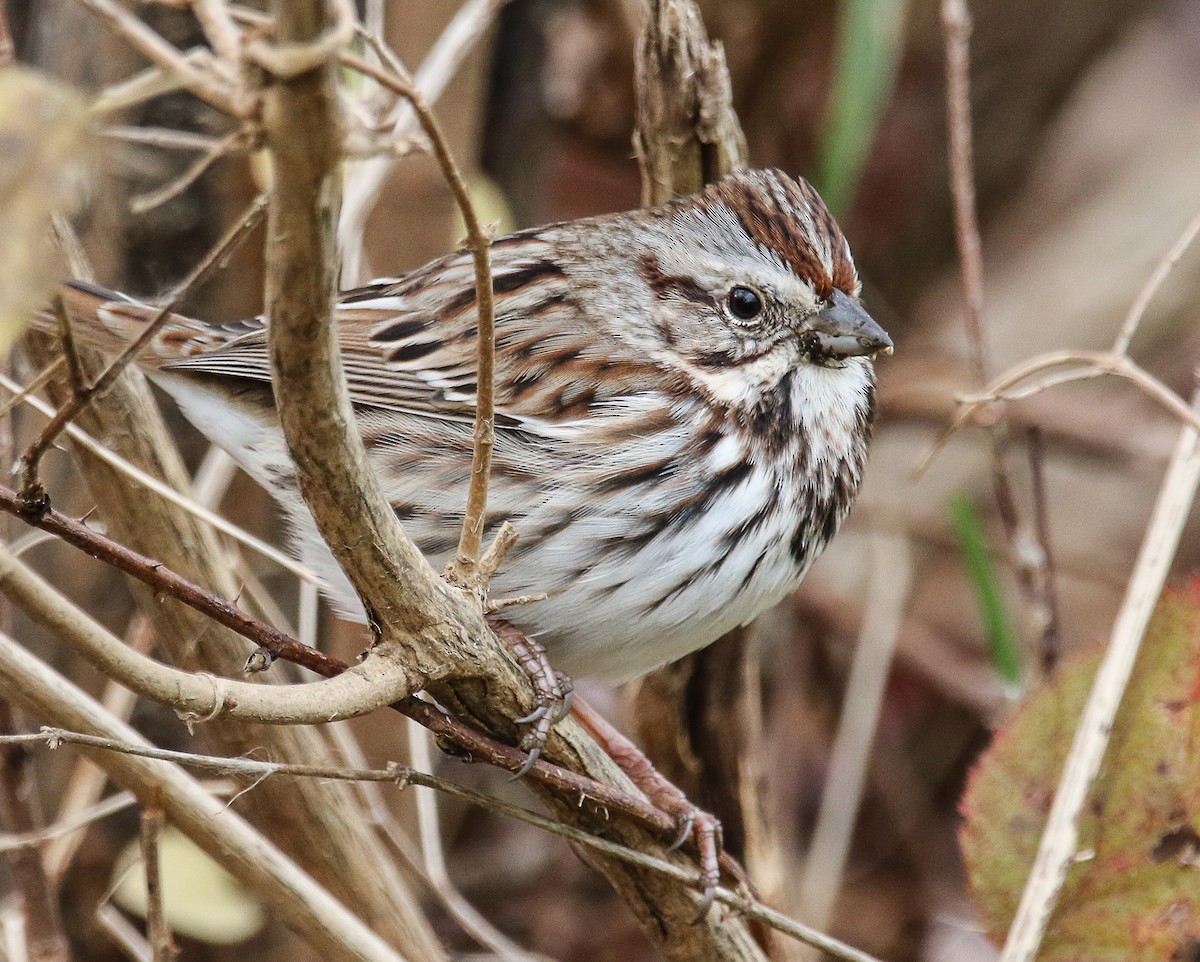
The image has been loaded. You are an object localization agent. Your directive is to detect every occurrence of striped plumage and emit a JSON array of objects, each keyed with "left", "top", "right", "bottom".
[{"left": 48, "top": 169, "right": 890, "bottom": 682}]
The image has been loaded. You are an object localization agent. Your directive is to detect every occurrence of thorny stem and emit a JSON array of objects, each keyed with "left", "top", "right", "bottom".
[
  {"left": 3, "top": 728, "right": 885, "bottom": 962},
  {"left": 0, "top": 479, "right": 688, "bottom": 840},
  {"left": 18, "top": 194, "right": 268, "bottom": 508},
  {"left": 341, "top": 50, "right": 499, "bottom": 589}
]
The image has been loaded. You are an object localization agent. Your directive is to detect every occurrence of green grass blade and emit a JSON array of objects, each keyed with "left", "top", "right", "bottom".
[
  {"left": 816, "top": 0, "right": 908, "bottom": 217},
  {"left": 950, "top": 494, "right": 1022, "bottom": 686}
]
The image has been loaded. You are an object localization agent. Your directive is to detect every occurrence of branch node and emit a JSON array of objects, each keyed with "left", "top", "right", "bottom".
[{"left": 175, "top": 672, "right": 230, "bottom": 733}]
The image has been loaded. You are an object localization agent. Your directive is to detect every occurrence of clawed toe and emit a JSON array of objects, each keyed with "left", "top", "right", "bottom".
[
  {"left": 669, "top": 810, "right": 694, "bottom": 851},
  {"left": 510, "top": 743, "right": 541, "bottom": 780},
  {"left": 675, "top": 806, "right": 722, "bottom": 909},
  {"left": 514, "top": 703, "right": 549, "bottom": 725},
  {"left": 490, "top": 618, "right": 575, "bottom": 776}
]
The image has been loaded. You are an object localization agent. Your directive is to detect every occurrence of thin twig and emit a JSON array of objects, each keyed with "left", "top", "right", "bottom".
[
  {"left": 341, "top": 50, "right": 499, "bottom": 588},
  {"left": 0, "top": 790, "right": 137, "bottom": 853},
  {"left": 97, "top": 903, "right": 153, "bottom": 962},
  {"left": 797, "top": 534, "right": 912, "bottom": 937},
  {"left": 0, "top": 373, "right": 314, "bottom": 581},
  {"left": 52, "top": 297, "right": 85, "bottom": 393},
  {"left": 338, "top": 0, "right": 506, "bottom": 284},
  {"left": 998, "top": 386, "right": 1200, "bottom": 961},
  {"left": 76, "top": 0, "right": 248, "bottom": 116},
  {"left": 192, "top": 0, "right": 243, "bottom": 69},
  {"left": 1027, "top": 428, "right": 1062, "bottom": 673},
  {"left": 18, "top": 194, "right": 268, "bottom": 505},
  {"left": 0, "top": 537, "right": 419, "bottom": 726},
  {"left": 89, "top": 51, "right": 225, "bottom": 116},
  {"left": 1113, "top": 204, "right": 1200, "bottom": 355},
  {"left": 0, "top": 478, "right": 698, "bottom": 846},
  {"left": 956, "top": 352, "right": 1200, "bottom": 434},
  {"left": 941, "top": 0, "right": 1063, "bottom": 668},
  {"left": 243, "top": 0, "right": 354, "bottom": 78},
  {"left": 0, "top": 639, "right": 409, "bottom": 962},
  {"left": 7, "top": 727, "right": 885, "bottom": 962},
  {"left": 139, "top": 803, "right": 179, "bottom": 962},
  {"left": 130, "top": 129, "right": 246, "bottom": 214},
  {"left": 405, "top": 722, "right": 546, "bottom": 962},
  {"left": 45, "top": 615, "right": 153, "bottom": 883},
  {"left": 941, "top": 0, "right": 989, "bottom": 386},
  {"left": 100, "top": 125, "right": 228, "bottom": 151},
  {"left": 0, "top": 703, "right": 71, "bottom": 962},
  {"left": 0, "top": 481, "right": 311, "bottom": 666},
  {"left": 323, "top": 719, "right": 519, "bottom": 957},
  {"left": 51, "top": 210, "right": 95, "bottom": 281}
]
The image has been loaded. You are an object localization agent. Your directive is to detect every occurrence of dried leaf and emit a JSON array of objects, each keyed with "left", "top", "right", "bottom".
[
  {"left": 0, "top": 67, "right": 91, "bottom": 349},
  {"left": 112, "top": 827, "right": 267, "bottom": 944},
  {"left": 960, "top": 583, "right": 1200, "bottom": 959}
]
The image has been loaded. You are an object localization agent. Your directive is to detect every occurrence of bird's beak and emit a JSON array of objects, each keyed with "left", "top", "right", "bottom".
[{"left": 804, "top": 289, "right": 893, "bottom": 361}]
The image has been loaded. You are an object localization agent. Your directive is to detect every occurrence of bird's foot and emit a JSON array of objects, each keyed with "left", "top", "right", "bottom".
[
  {"left": 571, "top": 696, "right": 725, "bottom": 912},
  {"left": 489, "top": 618, "right": 574, "bottom": 776}
]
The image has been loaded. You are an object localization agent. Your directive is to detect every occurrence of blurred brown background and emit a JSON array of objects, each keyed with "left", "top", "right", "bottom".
[{"left": 9, "top": 0, "right": 1200, "bottom": 959}]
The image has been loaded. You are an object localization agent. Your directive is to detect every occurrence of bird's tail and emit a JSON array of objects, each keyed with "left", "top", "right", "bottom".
[{"left": 32, "top": 280, "right": 225, "bottom": 367}]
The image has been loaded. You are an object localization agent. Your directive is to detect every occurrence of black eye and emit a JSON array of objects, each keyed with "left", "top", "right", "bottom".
[{"left": 727, "top": 286, "right": 763, "bottom": 321}]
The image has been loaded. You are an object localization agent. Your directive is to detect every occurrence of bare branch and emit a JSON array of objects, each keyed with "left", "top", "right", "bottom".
[
  {"left": 940, "top": 0, "right": 1067, "bottom": 669},
  {"left": 0, "top": 703, "right": 70, "bottom": 962},
  {"left": 138, "top": 804, "right": 179, "bottom": 962},
  {"left": 243, "top": 0, "right": 354, "bottom": 78},
  {"left": 941, "top": 0, "right": 989, "bottom": 386},
  {"left": 258, "top": 0, "right": 494, "bottom": 688},
  {"left": 0, "top": 539, "right": 421, "bottom": 724},
  {"left": 1113, "top": 204, "right": 1200, "bottom": 355},
  {"left": 956, "top": 351, "right": 1200, "bottom": 434},
  {"left": 341, "top": 50, "right": 499, "bottom": 588},
  {"left": 192, "top": 0, "right": 242, "bottom": 69},
  {"left": 6, "top": 727, "right": 886, "bottom": 962},
  {"left": 338, "top": 0, "right": 507, "bottom": 284},
  {"left": 0, "top": 373, "right": 314, "bottom": 580},
  {"left": 0, "top": 791, "right": 137, "bottom": 855},
  {"left": 798, "top": 535, "right": 912, "bottom": 933},
  {"left": 998, "top": 386, "right": 1200, "bottom": 960},
  {"left": 130, "top": 129, "right": 247, "bottom": 214},
  {"left": 76, "top": 0, "right": 248, "bottom": 116},
  {"left": 0, "top": 634, "right": 410, "bottom": 962}
]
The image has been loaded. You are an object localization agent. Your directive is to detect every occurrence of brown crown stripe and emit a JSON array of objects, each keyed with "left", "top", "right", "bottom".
[{"left": 708, "top": 171, "right": 857, "bottom": 301}]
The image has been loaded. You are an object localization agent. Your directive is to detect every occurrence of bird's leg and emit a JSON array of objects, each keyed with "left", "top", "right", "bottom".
[
  {"left": 570, "top": 694, "right": 728, "bottom": 910},
  {"left": 485, "top": 619, "right": 733, "bottom": 909}
]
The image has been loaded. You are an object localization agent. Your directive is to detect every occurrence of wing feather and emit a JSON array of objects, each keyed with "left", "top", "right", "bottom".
[{"left": 164, "top": 231, "right": 661, "bottom": 437}]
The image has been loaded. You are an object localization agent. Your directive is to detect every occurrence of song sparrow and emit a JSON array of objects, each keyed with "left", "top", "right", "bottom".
[{"left": 48, "top": 168, "right": 891, "bottom": 682}]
